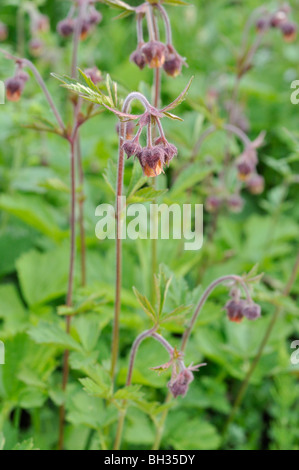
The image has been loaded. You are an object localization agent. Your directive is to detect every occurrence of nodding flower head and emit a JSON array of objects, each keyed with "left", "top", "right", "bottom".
[
  {"left": 163, "top": 45, "right": 184, "bottom": 78},
  {"left": 168, "top": 368, "right": 194, "bottom": 398},
  {"left": 280, "top": 21, "right": 297, "bottom": 42},
  {"left": 256, "top": 17, "right": 270, "bottom": 32},
  {"left": 236, "top": 149, "right": 257, "bottom": 181},
  {"left": 0, "top": 22, "right": 8, "bottom": 41},
  {"left": 84, "top": 67, "right": 102, "bottom": 85},
  {"left": 205, "top": 195, "right": 223, "bottom": 213},
  {"left": 130, "top": 47, "right": 147, "bottom": 70},
  {"left": 36, "top": 14, "right": 50, "bottom": 33},
  {"left": 138, "top": 146, "right": 165, "bottom": 177},
  {"left": 123, "top": 140, "right": 142, "bottom": 159},
  {"left": 29, "top": 38, "right": 44, "bottom": 57},
  {"left": 154, "top": 137, "right": 178, "bottom": 164},
  {"left": 225, "top": 287, "right": 261, "bottom": 323},
  {"left": 141, "top": 41, "right": 166, "bottom": 68},
  {"left": 167, "top": 362, "right": 206, "bottom": 399},
  {"left": 80, "top": 19, "right": 92, "bottom": 40},
  {"left": 226, "top": 194, "right": 244, "bottom": 213},
  {"left": 270, "top": 9, "right": 289, "bottom": 28},
  {"left": 88, "top": 7, "right": 103, "bottom": 26},
  {"left": 5, "top": 69, "right": 29, "bottom": 102},
  {"left": 57, "top": 18, "right": 75, "bottom": 38},
  {"left": 247, "top": 173, "right": 265, "bottom": 195}
]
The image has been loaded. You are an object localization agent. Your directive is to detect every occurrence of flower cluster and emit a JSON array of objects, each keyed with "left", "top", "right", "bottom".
[
  {"left": 236, "top": 133, "right": 265, "bottom": 195},
  {"left": 152, "top": 348, "right": 206, "bottom": 399},
  {"left": 130, "top": 4, "right": 186, "bottom": 77},
  {"left": 27, "top": 7, "right": 50, "bottom": 57},
  {"left": 206, "top": 193, "right": 245, "bottom": 214},
  {"left": 224, "top": 287, "right": 261, "bottom": 323},
  {"left": 57, "top": 2, "right": 102, "bottom": 40},
  {"left": 5, "top": 67, "right": 29, "bottom": 102},
  {"left": 256, "top": 4, "right": 297, "bottom": 42},
  {"left": 0, "top": 21, "right": 8, "bottom": 42},
  {"left": 122, "top": 113, "right": 178, "bottom": 177}
]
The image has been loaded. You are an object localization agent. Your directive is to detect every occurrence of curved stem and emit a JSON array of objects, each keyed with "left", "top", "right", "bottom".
[
  {"left": 155, "top": 4, "right": 173, "bottom": 45},
  {"left": 222, "top": 250, "right": 299, "bottom": 440},
  {"left": 111, "top": 92, "right": 151, "bottom": 382},
  {"left": 136, "top": 13, "right": 144, "bottom": 45},
  {"left": 114, "top": 326, "right": 174, "bottom": 450},
  {"left": 181, "top": 274, "right": 251, "bottom": 352},
  {"left": 71, "top": 1, "right": 87, "bottom": 78},
  {"left": 191, "top": 123, "right": 252, "bottom": 163}
]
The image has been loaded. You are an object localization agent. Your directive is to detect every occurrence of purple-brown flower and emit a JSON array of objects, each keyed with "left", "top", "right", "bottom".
[{"left": 141, "top": 41, "right": 167, "bottom": 68}]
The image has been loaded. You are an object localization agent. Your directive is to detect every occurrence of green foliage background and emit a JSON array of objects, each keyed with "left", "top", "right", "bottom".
[{"left": 0, "top": 0, "right": 299, "bottom": 450}]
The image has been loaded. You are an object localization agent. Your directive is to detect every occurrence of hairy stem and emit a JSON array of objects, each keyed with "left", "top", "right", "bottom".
[
  {"left": 58, "top": 136, "right": 77, "bottom": 450},
  {"left": 114, "top": 326, "right": 175, "bottom": 450},
  {"left": 111, "top": 93, "right": 151, "bottom": 382}
]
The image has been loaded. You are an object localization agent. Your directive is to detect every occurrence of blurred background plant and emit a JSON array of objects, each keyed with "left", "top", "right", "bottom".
[{"left": 0, "top": 0, "right": 298, "bottom": 451}]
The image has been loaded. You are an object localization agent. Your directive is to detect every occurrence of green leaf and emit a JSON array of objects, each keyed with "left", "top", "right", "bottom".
[
  {"left": 103, "top": 159, "right": 117, "bottom": 194},
  {"left": 12, "top": 438, "right": 38, "bottom": 450},
  {"left": 16, "top": 246, "right": 69, "bottom": 306},
  {"left": 169, "top": 162, "right": 213, "bottom": 197},
  {"left": 28, "top": 322, "right": 82, "bottom": 352},
  {"left": 133, "top": 287, "right": 157, "bottom": 323},
  {"left": 160, "top": 304, "right": 193, "bottom": 323},
  {"left": 114, "top": 385, "right": 143, "bottom": 402},
  {"left": 127, "top": 187, "right": 168, "bottom": 204},
  {"left": 161, "top": 77, "right": 194, "bottom": 114},
  {"left": 0, "top": 194, "right": 66, "bottom": 242}
]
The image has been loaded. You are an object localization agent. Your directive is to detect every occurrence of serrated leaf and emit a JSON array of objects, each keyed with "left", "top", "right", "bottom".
[
  {"left": 160, "top": 304, "right": 193, "bottom": 323},
  {"left": 161, "top": 77, "right": 194, "bottom": 113},
  {"left": 114, "top": 385, "right": 143, "bottom": 401},
  {"left": 28, "top": 322, "right": 82, "bottom": 352},
  {"left": 127, "top": 187, "right": 168, "bottom": 203},
  {"left": 133, "top": 287, "right": 157, "bottom": 322}
]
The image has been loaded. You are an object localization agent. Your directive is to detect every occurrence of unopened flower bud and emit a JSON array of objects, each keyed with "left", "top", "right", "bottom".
[
  {"left": 80, "top": 19, "right": 91, "bottom": 40},
  {"left": 57, "top": 18, "right": 74, "bottom": 38},
  {"left": 242, "top": 302, "right": 261, "bottom": 320},
  {"left": 163, "top": 45, "right": 184, "bottom": 77},
  {"left": 36, "top": 14, "right": 50, "bottom": 33},
  {"left": 226, "top": 194, "right": 244, "bottom": 213},
  {"left": 0, "top": 22, "right": 8, "bottom": 41},
  {"left": 88, "top": 8, "right": 102, "bottom": 26},
  {"left": 256, "top": 17, "right": 270, "bottom": 32},
  {"left": 130, "top": 48, "right": 147, "bottom": 70},
  {"left": 280, "top": 21, "right": 297, "bottom": 42},
  {"left": 29, "top": 38, "right": 44, "bottom": 57},
  {"left": 205, "top": 195, "right": 222, "bottom": 213},
  {"left": 84, "top": 67, "right": 102, "bottom": 85},
  {"left": 236, "top": 154, "right": 256, "bottom": 181},
  {"left": 155, "top": 138, "right": 178, "bottom": 164},
  {"left": 141, "top": 41, "right": 166, "bottom": 68},
  {"left": 224, "top": 299, "right": 245, "bottom": 323},
  {"left": 123, "top": 140, "right": 142, "bottom": 158},
  {"left": 5, "top": 77, "right": 25, "bottom": 102},
  {"left": 168, "top": 369, "right": 194, "bottom": 398},
  {"left": 247, "top": 174, "right": 265, "bottom": 194},
  {"left": 270, "top": 10, "right": 288, "bottom": 28}
]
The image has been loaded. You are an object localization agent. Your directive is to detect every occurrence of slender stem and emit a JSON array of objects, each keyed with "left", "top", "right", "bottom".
[
  {"left": 155, "top": 4, "right": 173, "bottom": 45},
  {"left": 146, "top": 4, "right": 155, "bottom": 42},
  {"left": 191, "top": 123, "right": 252, "bottom": 162},
  {"left": 111, "top": 93, "right": 151, "bottom": 382},
  {"left": 222, "top": 250, "right": 299, "bottom": 439},
  {"left": 136, "top": 13, "right": 144, "bottom": 45},
  {"left": 153, "top": 274, "right": 252, "bottom": 450},
  {"left": 114, "top": 326, "right": 175, "bottom": 450},
  {"left": 58, "top": 137, "right": 77, "bottom": 450},
  {"left": 76, "top": 135, "right": 87, "bottom": 287},
  {"left": 71, "top": 1, "right": 87, "bottom": 78},
  {"left": 58, "top": 1, "right": 88, "bottom": 445},
  {"left": 181, "top": 275, "right": 251, "bottom": 352}
]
